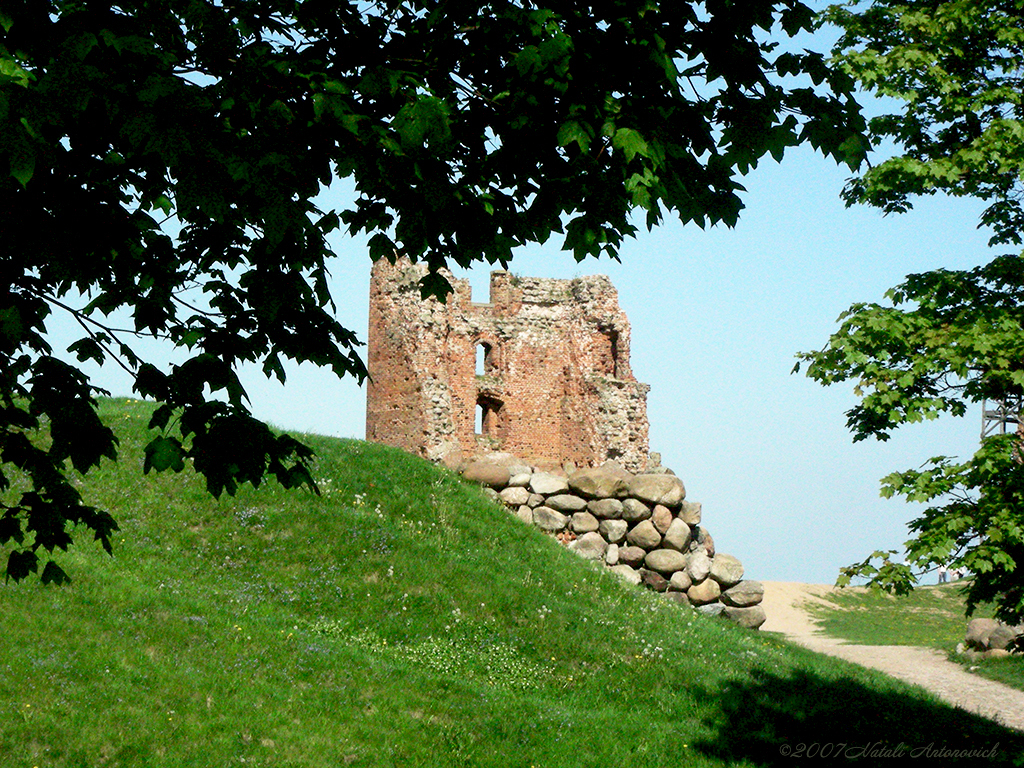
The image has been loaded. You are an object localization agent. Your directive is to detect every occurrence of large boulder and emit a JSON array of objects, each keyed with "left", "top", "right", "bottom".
[
  {"left": 618, "top": 546, "right": 647, "bottom": 568},
  {"left": 626, "top": 519, "right": 662, "bottom": 550},
  {"left": 687, "top": 550, "right": 712, "bottom": 582},
  {"left": 532, "top": 506, "right": 568, "bottom": 532},
  {"left": 462, "top": 461, "right": 510, "bottom": 489},
  {"left": 967, "top": 618, "right": 1023, "bottom": 651},
  {"left": 570, "top": 511, "right": 599, "bottom": 534},
  {"left": 568, "top": 463, "right": 633, "bottom": 499},
  {"left": 720, "top": 580, "right": 764, "bottom": 607},
  {"left": 709, "top": 553, "right": 744, "bottom": 588},
  {"left": 499, "top": 486, "right": 531, "bottom": 507},
  {"left": 529, "top": 472, "right": 569, "bottom": 496},
  {"left": 661, "top": 518, "right": 692, "bottom": 552},
  {"left": 605, "top": 543, "right": 620, "bottom": 566},
  {"left": 507, "top": 471, "right": 532, "bottom": 488},
  {"left": 588, "top": 498, "right": 624, "bottom": 519},
  {"left": 669, "top": 571, "right": 692, "bottom": 592},
  {"left": 687, "top": 579, "right": 721, "bottom": 605},
  {"left": 620, "top": 498, "right": 652, "bottom": 523},
  {"left": 569, "top": 531, "right": 607, "bottom": 561},
  {"left": 965, "top": 619, "right": 1002, "bottom": 650},
  {"left": 651, "top": 504, "right": 673, "bottom": 534},
  {"left": 609, "top": 564, "right": 642, "bottom": 585},
  {"left": 627, "top": 474, "right": 685, "bottom": 507},
  {"left": 645, "top": 548, "right": 688, "bottom": 574},
  {"left": 722, "top": 605, "right": 767, "bottom": 630},
  {"left": 695, "top": 527, "right": 715, "bottom": 557},
  {"left": 989, "top": 625, "right": 1023, "bottom": 651},
  {"left": 697, "top": 603, "right": 725, "bottom": 618},
  {"left": 678, "top": 501, "right": 701, "bottom": 526},
  {"left": 662, "top": 592, "right": 691, "bottom": 608},
  {"left": 640, "top": 569, "right": 669, "bottom": 592},
  {"left": 599, "top": 519, "right": 628, "bottom": 544},
  {"left": 546, "top": 494, "right": 588, "bottom": 513}
]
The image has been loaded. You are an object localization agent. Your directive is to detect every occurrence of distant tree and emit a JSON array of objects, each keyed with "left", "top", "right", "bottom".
[
  {"left": 1, "top": 0, "right": 864, "bottom": 583},
  {"left": 798, "top": 0, "right": 1024, "bottom": 624}
]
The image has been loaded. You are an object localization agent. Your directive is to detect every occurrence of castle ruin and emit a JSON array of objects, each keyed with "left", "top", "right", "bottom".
[{"left": 365, "top": 257, "right": 651, "bottom": 471}]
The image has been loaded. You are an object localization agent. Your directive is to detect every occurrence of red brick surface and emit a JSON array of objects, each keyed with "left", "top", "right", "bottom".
[{"left": 366, "top": 258, "right": 651, "bottom": 471}]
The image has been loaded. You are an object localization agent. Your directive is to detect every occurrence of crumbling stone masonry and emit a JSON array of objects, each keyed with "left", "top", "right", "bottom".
[{"left": 366, "top": 257, "right": 651, "bottom": 471}]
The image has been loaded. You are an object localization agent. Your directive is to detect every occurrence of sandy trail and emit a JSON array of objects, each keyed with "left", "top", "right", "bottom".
[{"left": 760, "top": 581, "right": 1024, "bottom": 732}]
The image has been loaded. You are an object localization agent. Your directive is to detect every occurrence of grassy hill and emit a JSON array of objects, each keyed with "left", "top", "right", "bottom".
[{"left": 1, "top": 398, "right": 1022, "bottom": 767}]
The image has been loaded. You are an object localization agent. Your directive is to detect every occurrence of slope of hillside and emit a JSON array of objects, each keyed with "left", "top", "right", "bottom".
[{"left": 1, "top": 399, "right": 1021, "bottom": 767}]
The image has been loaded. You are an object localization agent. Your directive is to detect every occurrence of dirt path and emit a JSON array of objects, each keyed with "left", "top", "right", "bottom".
[{"left": 761, "top": 581, "right": 1024, "bottom": 732}]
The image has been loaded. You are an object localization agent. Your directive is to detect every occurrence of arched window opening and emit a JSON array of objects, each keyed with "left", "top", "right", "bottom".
[
  {"left": 595, "top": 329, "right": 619, "bottom": 377},
  {"left": 476, "top": 395, "right": 503, "bottom": 437},
  {"left": 476, "top": 341, "right": 494, "bottom": 376}
]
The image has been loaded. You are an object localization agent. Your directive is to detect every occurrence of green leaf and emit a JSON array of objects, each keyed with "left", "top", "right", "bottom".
[
  {"left": 143, "top": 436, "right": 186, "bottom": 474},
  {"left": 612, "top": 128, "right": 648, "bottom": 163}
]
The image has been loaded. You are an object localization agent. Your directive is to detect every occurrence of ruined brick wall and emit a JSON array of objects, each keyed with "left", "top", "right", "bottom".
[{"left": 366, "top": 257, "right": 651, "bottom": 471}]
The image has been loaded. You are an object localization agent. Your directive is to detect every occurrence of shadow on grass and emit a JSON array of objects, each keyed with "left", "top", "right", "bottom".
[{"left": 690, "top": 665, "right": 1024, "bottom": 766}]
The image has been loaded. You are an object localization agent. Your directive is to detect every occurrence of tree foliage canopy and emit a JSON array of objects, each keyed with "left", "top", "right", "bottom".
[
  {"left": 800, "top": 0, "right": 1024, "bottom": 625},
  {"left": 0, "top": 0, "right": 865, "bottom": 583}
]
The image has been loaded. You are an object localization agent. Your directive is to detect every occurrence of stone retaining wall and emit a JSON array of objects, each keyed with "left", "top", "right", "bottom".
[{"left": 461, "top": 458, "right": 766, "bottom": 629}]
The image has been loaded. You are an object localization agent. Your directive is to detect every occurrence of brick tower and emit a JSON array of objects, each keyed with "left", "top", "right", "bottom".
[{"left": 365, "top": 257, "right": 651, "bottom": 471}]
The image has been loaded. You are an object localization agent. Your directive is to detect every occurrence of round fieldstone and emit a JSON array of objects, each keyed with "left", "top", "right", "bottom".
[
  {"left": 644, "top": 548, "right": 688, "bottom": 574},
  {"left": 697, "top": 603, "right": 725, "bottom": 618},
  {"left": 722, "top": 605, "right": 767, "bottom": 629},
  {"left": 989, "top": 625, "right": 1021, "bottom": 651},
  {"left": 515, "top": 506, "right": 533, "bottom": 525},
  {"left": 627, "top": 474, "right": 685, "bottom": 507},
  {"left": 609, "top": 564, "right": 641, "bottom": 585},
  {"left": 569, "top": 531, "right": 607, "bottom": 561},
  {"left": 546, "top": 494, "right": 588, "bottom": 513},
  {"left": 720, "top": 580, "right": 764, "bottom": 608},
  {"left": 599, "top": 519, "right": 628, "bottom": 544},
  {"left": 965, "top": 618, "right": 1001, "bottom": 649},
  {"left": 620, "top": 498, "right": 651, "bottom": 523},
  {"left": 588, "top": 498, "right": 624, "bottom": 519},
  {"left": 668, "top": 571, "right": 692, "bottom": 592},
  {"left": 662, "top": 518, "right": 692, "bottom": 552},
  {"left": 527, "top": 493, "right": 545, "bottom": 508},
  {"left": 651, "top": 504, "right": 673, "bottom": 534},
  {"left": 507, "top": 472, "right": 532, "bottom": 488},
  {"left": 529, "top": 472, "right": 569, "bottom": 496},
  {"left": 570, "top": 511, "right": 600, "bottom": 534},
  {"left": 568, "top": 464, "right": 633, "bottom": 499},
  {"left": 499, "top": 486, "right": 531, "bottom": 507},
  {"left": 462, "top": 461, "right": 510, "bottom": 489},
  {"left": 618, "top": 546, "right": 646, "bottom": 568},
  {"left": 626, "top": 519, "right": 662, "bottom": 550},
  {"left": 678, "top": 501, "right": 701, "bottom": 525},
  {"left": 640, "top": 569, "right": 669, "bottom": 592},
  {"left": 605, "top": 543, "right": 620, "bottom": 566},
  {"left": 696, "top": 527, "right": 715, "bottom": 557},
  {"left": 709, "top": 553, "right": 744, "bottom": 588},
  {"left": 662, "top": 591, "right": 691, "bottom": 607},
  {"left": 533, "top": 506, "right": 568, "bottom": 532},
  {"left": 687, "top": 579, "right": 721, "bottom": 605},
  {"left": 687, "top": 550, "right": 712, "bottom": 582}
]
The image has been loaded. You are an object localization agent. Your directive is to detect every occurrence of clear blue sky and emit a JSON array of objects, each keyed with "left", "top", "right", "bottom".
[{"left": 45, "top": 29, "right": 1001, "bottom": 586}]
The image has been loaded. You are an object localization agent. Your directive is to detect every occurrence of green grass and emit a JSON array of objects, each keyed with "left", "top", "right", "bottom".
[
  {"left": 806, "top": 582, "right": 1024, "bottom": 693},
  {"left": 2, "top": 398, "right": 1022, "bottom": 767}
]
